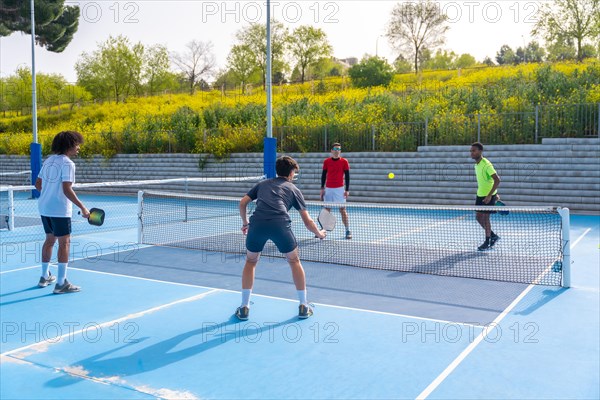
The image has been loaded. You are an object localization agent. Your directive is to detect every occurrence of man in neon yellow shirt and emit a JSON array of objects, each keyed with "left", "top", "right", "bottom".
[{"left": 470, "top": 142, "right": 501, "bottom": 251}]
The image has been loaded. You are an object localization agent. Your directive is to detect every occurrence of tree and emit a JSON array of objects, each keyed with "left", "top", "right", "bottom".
[
  {"left": 144, "top": 44, "right": 173, "bottom": 95},
  {"left": 1, "top": 68, "right": 91, "bottom": 113},
  {"left": 311, "top": 57, "right": 347, "bottom": 79},
  {"left": 527, "top": 42, "right": 547, "bottom": 62},
  {"left": 422, "top": 49, "right": 455, "bottom": 70},
  {"left": 171, "top": 40, "right": 216, "bottom": 95},
  {"left": 580, "top": 43, "right": 598, "bottom": 59},
  {"left": 516, "top": 41, "right": 546, "bottom": 63},
  {"left": 394, "top": 55, "right": 413, "bottom": 73},
  {"left": 496, "top": 45, "right": 518, "bottom": 65},
  {"left": 0, "top": 0, "right": 80, "bottom": 52},
  {"left": 455, "top": 53, "right": 477, "bottom": 69},
  {"left": 75, "top": 35, "right": 144, "bottom": 102},
  {"left": 533, "top": 0, "right": 600, "bottom": 61},
  {"left": 418, "top": 48, "right": 432, "bottom": 69},
  {"left": 348, "top": 56, "right": 394, "bottom": 88},
  {"left": 387, "top": 0, "right": 449, "bottom": 73},
  {"left": 227, "top": 45, "right": 256, "bottom": 94},
  {"left": 36, "top": 73, "right": 66, "bottom": 110},
  {"left": 235, "top": 21, "right": 289, "bottom": 89},
  {"left": 288, "top": 26, "right": 332, "bottom": 83},
  {"left": 546, "top": 37, "right": 578, "bottom": 61},
  {"left": 482, "top": 56, "right": 495, "bottom": 66},
  {"left": 213, "top": 69, "right": 234, "bottom": 92},
  {"left": 4, "top": 67, "right": 32, "bottom": 114},
  {"left": 419, "top": 49, "right": 476, "bottom": 70}
]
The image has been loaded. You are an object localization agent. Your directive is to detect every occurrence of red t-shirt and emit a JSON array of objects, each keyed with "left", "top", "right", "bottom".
[{"left": 323, "top": 157, "right": 350, "bottom": 188}]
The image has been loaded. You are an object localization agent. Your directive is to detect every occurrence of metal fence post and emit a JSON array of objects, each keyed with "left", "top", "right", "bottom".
[
  {"left": 477, "top": 114, "right": 481, "bottom": 142},
  {"left": 597, "top": 103, "right": 600, "bottom": 138},
  {"left": 324, "top": 126, "right": 328, "bottom": 151},
  {"left": 535, "top": 105, "right": 539, "bottom": 143},
  {"left": 372, "top": 125, "right": 376, "bottom": 151},
  {"left": 279, "top": 126, "right": 284, "bottom": 151},
  {"left": 424, "top": 117, "right": 428, "bottom": 146}
]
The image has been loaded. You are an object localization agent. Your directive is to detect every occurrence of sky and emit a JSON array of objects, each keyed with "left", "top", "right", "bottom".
[{"left": 0, "top": 0, "right": 548, "bottom": 82}]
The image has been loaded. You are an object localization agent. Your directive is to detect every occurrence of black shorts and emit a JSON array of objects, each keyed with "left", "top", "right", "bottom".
[
  {"left": 246, "top": 220, "right": 298, "bottom": 254},
  {"left": 475, "top": 195, "right": 497, "bottom": 214},
  {"left": 41, "top": 216, "right": 72, "bottom": 237}
]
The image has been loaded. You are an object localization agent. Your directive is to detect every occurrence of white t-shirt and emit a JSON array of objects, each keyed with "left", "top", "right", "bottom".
[{"left": 37, "top": 154, "right": 76, "bottom": 217}]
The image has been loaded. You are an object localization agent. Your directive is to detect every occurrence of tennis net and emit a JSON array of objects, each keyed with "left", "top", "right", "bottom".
[
  {"left": 0, "top": 176, "right": 263, "bottom": 242},
  {"left": 139, "top": 190, "right": 570, "bottom": 286},
  {"left": 0, "top": 170, "right": 31, "bottom": 186}
]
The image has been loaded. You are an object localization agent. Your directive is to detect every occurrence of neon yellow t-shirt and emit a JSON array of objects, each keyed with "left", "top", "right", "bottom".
[{"left": 474, "top": 157, "right": 497, "bottom": 197}]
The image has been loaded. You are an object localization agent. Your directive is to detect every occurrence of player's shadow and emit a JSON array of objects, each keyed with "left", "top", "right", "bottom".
[
  {"left": 0, "top": 292, "right": 54, "bottom": 306},
  {"left": 385, "top": 251, "right": 487, "bottom": 277},
  {"left": 45, "top": 315, "right": 298, "bottom": 387},
  {"left": 0, "top": 286, "right": 41, "bottom": 298}
]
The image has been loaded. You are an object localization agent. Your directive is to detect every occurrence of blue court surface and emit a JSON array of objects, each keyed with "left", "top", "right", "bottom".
[{"left": 1, "top": 193, "right": 598, "bottom": 399}]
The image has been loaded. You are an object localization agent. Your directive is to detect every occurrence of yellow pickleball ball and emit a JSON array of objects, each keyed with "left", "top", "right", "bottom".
[{"left": 388, "top": 172, "right": 395, "bottom": 179}]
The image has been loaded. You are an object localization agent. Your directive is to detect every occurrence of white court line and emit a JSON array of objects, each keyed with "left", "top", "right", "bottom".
[
  {"left": 572, "top": 228, "right": 592, "bottom": 248},
  {"left": 1, "top": 289, "right": 219, "bottom": 357},
  {"left": 0, "top": 266, "right": 38, "bottom": 274},
  {"left": 0, "top": 354, "right": 192, "bottom": 400},
  {"left": 416, "top": 227, "right": 592, "bottom": 400},
  {"left": 0, "top": 240, "right": 148, "bottom": 275}
]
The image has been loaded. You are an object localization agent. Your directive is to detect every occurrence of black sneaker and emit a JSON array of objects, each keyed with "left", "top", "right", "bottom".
[
  {"left": 345, "top": 230, "right": 352, "bottom": 239},
  {"left": 298, "top": 304, "right": 313, "bottom": 319},
  {"left": 53, "top": 279, "right": 81, "bottom": 294},
  {"left": 490, "top": 234, "right": 500, "bottom": 246},
  {"left": 478, "top": 240, "right": 491, "bottom": 251},
  {"left": 235, "top": 306, "right": 249, "bottom": 321},
  {"left": 38, "top": 272, "right": 56, "bottom": 288}
]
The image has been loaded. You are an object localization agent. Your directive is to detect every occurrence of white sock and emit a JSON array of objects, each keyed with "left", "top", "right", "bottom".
[
  {"left": 241, "top": 289, "right": 252, "bottom": 307},
  {"left": 41, "top": 262, "right": 50, "bottom": 278},
  {"left": 297, "top": 290, "right": 307, "bottom": 306},
  {"left": 57, "top": 263, "right": 68, "bottom": 285}
]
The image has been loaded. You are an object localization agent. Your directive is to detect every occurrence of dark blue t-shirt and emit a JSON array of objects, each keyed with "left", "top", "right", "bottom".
[{"left": 247, "top": 177, "right": 307, "bottom": 222}]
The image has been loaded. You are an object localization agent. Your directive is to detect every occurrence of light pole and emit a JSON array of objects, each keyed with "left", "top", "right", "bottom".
[
  {"left": 30, "top": 0, "right": 42, "bottom": 198},
  {"left": 263, "top": 0, "right": 276, "bottom": 179},
  {"left": 521, "top": 35, "right": 527, "bottom": 63}
]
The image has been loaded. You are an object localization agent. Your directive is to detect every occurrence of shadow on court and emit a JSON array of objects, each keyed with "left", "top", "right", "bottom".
[{"left": 45, "top": 316, "right": 298, "bottom": 387}]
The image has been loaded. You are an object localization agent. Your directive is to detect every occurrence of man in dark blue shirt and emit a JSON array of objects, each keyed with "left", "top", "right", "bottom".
[{"left": 237, "top": 156, "right": 326, "bottom": 320}]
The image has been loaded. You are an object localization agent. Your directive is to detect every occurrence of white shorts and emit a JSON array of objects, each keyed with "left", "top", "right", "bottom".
[{"left": 324, "top": 187, "right": 346, "bottom": 203}]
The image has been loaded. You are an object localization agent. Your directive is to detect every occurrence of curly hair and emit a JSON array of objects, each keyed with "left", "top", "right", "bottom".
[{"left": 51, "top": 131, "right": 84, "bottom": 154}]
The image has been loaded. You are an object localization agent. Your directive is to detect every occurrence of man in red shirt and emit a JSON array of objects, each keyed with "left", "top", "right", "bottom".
[{"left": 320, "top": 143, "right": 351, "bottom": 239}]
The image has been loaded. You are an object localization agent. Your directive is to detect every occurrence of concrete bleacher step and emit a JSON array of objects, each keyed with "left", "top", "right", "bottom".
[
  {"left": 542, "top": 138, "right": 600, "bottom": 145},
  {"left": 2, "top": 137, "right": 599, "bottom": 213}
]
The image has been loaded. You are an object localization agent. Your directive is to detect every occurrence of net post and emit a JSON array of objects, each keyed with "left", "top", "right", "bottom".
[
  {"left": 30, "top": 142, "right": 42, "bottom": 199},
  {"left": 8, "top": 187, "right": 15, "bottom": 231},
  {"left": 558, "top": 207, "right": 571, "bottom": 288},
  {"left": 263, "top": 137, "right": 277, "bottom": 179},
  {"left": 137, "top": 190, "right": 143, "bottom": 244}
]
